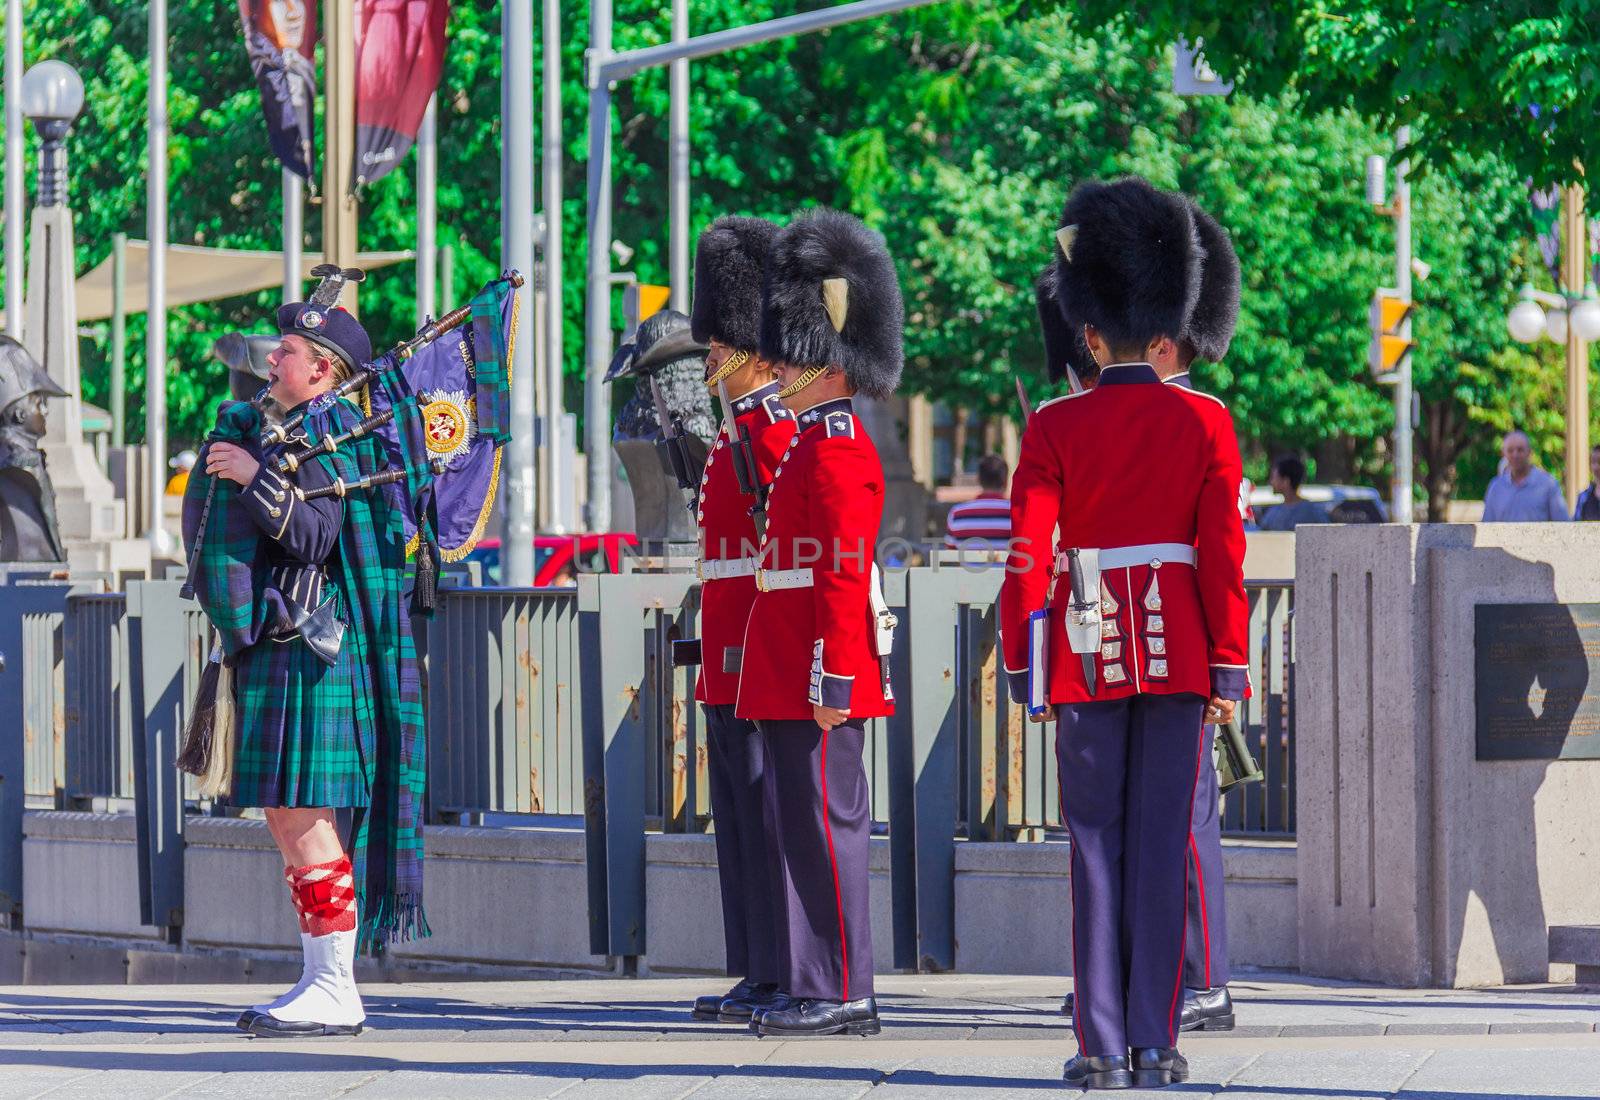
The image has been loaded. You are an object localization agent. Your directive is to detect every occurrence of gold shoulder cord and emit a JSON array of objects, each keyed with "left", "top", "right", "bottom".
[{"left": 706, "top": 348, "right": 750, "bottom": 388}]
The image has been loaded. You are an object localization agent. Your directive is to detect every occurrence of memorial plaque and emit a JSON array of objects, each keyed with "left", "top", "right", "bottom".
[{"left": 1475, "top": 603, "right": 1600, "bottom": 761}]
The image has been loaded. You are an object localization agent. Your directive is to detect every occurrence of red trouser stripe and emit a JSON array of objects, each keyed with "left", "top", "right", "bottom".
[
  {"left": 1190, "top": 833, "right": 1213, "bottom": 988},
  {"left": 819, "top": 726, "right": 850, "bottom": 1002},
  {"left": 1168, "top": 721, "right": 1207, "bottom": 1043}
]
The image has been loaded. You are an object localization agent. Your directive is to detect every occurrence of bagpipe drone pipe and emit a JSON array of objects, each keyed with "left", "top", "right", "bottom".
[{"left": 182, "top": 269, "right": 524, "bottom": 625}]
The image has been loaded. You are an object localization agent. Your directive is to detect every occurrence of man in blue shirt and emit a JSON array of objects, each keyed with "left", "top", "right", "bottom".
[
  {"left": 1572, "top": 444, "right": 1600, "bottom": 521},
  {"left": 1257, "top": 455, "right": 1330, "bottom": 531},
  {"left": 1483, "top": 431, "right": 1567, "bottom": 522}
]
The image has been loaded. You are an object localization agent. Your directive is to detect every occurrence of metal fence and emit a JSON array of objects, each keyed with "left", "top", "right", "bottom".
[{"left": 1, "top": 565, "right": 1295, "bottom": 959}]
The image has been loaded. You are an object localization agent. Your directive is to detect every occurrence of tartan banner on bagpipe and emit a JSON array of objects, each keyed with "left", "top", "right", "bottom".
[{"left": 366, "top": 276, "right": 519, "bottom": 564}]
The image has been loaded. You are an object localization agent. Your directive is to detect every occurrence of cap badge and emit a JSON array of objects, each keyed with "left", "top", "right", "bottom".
[{"left": 298, "top": 307, "right": 326, "bottom": 331}]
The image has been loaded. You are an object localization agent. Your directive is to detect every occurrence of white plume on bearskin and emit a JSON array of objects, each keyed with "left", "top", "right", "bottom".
[{"left": 760, "top": 207, "right": 904, "bottom": 399}]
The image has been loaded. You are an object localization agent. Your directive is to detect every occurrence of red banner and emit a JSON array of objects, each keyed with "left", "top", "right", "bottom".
[
  {"left": 354, "top": 0, "right": 449, "bottom": 189},
  {"left": 237, "top": 0, "right": 319, "bottom": 178}
]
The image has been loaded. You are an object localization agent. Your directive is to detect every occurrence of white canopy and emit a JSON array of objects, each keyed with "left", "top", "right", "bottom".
[{"left": 70, "top": 241, "right": 414, "bottom": 322}]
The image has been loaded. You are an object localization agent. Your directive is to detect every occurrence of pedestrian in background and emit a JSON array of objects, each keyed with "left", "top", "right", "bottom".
[
  {"left": 1572, "top": 444, "right": 1600, "bottom": 520},
  {"left": 1256, "top": 455, "right": 1329, "bottom": 531},
  {"left": 1483, "top": 430, "right": 1566, "bottom": 522},
  {"left": 164, "top": 449, "right": 197, "bottom": 496},
  {"left": 945, "top": 454, "right": 1012, "bottom": 550}
]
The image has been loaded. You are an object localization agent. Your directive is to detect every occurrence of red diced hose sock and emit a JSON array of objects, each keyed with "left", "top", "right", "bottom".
[{"left": 290, "top": 856, "right": 358, "bottom": 937}]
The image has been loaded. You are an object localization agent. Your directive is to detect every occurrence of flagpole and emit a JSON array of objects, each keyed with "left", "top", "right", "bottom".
[
  {"left": 668, "top": 0, "right": 688, "bottom": 314},
  {"left": 416, "top": 93, "right": 436, "bottom": 329},
  {"left": 145, "top": 0, "right": 172, "bottom": 554},
  {"left": 501, "top": 0, "right": 536, "bottom": 584},
  {"left": 322, "top": 0, "right": 358, "bottom": 313},
  {"left": 541, "top": 0, "right": 565, "bottom": 533},
  {"left": 3, "top": 0, "right": 22, "bottom": 338},
  {"left": 282, "top": 168, "right": 302, "bottom": 303}
]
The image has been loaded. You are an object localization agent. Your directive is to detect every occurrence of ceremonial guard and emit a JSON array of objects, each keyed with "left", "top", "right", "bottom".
[
  {"left": 736, "top": 207, "right": 900, "bottom": 1037},
  {"left": 684, "top": 215, "right": 797, "bottom": 1024},
  {"left": 1047, "top": 199, "right": 1245, "bottom": 1036},
  {"left": 1000, "top": 178, "right": 1248, "bottom": 1089},
  {"left": 182, "top": 279, "right": 426, "bottom": 1038}
]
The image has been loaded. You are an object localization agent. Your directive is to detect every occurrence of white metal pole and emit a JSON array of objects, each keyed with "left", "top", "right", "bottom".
[
  {"left": 416, "top": 93, "right": 436, "bottom": 329},
  {"left": 1392, "top": 126, "right": 1414, "bottom": 524},
  {"left": 281, "top": 168, "right": 302, "bottom": 303},
  {"left": 668, "top": 0, "right": 689, "bottom": 314},
  {"left": 4, "top": 0, "right": 23, "bottom": 339},
  {"left": 502, "top": 0, "right": 536, "bottom": 583},
  {"left": 542, "top": 0, "right": 565, "bottom": 533},
  {"left": 584, "top": 0, "right": 613, "bottom": 532},
  {"left": 145, "top": 0, "right": 172, "bottom": 553}
]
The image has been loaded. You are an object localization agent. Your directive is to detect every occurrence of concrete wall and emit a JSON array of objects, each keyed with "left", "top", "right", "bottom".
[
  {"left": 16, "top": 812, "right": 1297, "bottom": 983},
  {"left": 1295, "top": 524, "right": 1600, "bottom": 987}
]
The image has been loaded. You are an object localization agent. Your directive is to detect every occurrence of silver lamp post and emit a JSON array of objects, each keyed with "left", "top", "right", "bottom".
[{"left": 20, "top": 60, "right": 83, "bottom": 207}]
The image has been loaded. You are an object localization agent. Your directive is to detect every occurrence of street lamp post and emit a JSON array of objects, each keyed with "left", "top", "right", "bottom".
[{"left": 1505, "top": 184, "right": 1598, "bottom": 511}]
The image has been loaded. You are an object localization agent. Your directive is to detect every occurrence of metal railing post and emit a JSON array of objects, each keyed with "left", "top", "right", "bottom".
[{"left": 126, "top": 579, "right": 188, "bottom": 937}]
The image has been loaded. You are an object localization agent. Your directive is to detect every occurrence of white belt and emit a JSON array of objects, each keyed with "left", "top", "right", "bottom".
[
  {"left": 697, "top": 556, "right": 758, "bottom": 582},
  {"left": 1057, "top": 542, "right": 1196, "bottom": 571},
  {"left": 756, "top": 567, "right": 813, "bottom": 592}
]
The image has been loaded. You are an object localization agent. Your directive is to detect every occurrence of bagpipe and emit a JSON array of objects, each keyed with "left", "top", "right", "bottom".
[{"left": 182, "top": 265, "right": 524, "bottom": 614}]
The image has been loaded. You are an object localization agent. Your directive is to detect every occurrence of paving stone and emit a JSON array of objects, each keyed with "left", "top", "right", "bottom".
[
  {"left": 165, "top": 1069, "right": 379, "bottom": 1097},
  {"left": 23, "top": 1070, "right": 226, "bottom": 1099},
  {"left": 556, "top": 1072, "right": 715, "bottom": 1100},
  {"left": 682, "top": 1064, "right": 885, "bottom": 1099},
  {"left": 1277, "top": 1023, "right": 1388, "bottom": 1037},
  {"left": 1188, "top": 1024, "right": 1282, "bottom": 1039},
  {"left": 966, "top": 1024, "right": 1072, "bottom": 1041},
  {"left": 1487, "top": 1020, "right": 1596, "bottom": 1034},
  {"left": 1383, "top": 1022, "right": 1491, "bottom": 1035},
  {"left": 1397, "top": 1045, "right": 1600, "bottom": 1096},
  {"left": 870, "top": 1055, "right": 1080, "bottom": 1098},
  {"left": 337, "top": 1066, "right": 576, "bottom": 1100},
  {"left": 0, "top": 1067, "right": 98, "bottom": 1098},
  {"left": 1227, "top": 1049, "right": 1432, "bottom": 1092}
]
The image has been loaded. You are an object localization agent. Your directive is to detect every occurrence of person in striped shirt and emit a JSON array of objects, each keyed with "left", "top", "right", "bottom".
[{"left": 945, "top": 454, "right": 1012, "bottom": 550}]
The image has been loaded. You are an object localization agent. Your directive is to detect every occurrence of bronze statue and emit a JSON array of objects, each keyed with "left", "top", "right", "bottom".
[{"left": 0, "top": 336, "right": 67, "bottom": 561}]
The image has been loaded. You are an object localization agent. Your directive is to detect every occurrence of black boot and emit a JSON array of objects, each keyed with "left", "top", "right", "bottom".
[
  {"left": 1179, "top": 985, "right": 1235, "bottom": 1032},
  {"left": 692, "top": 978, "right": 754, "bottom": 1021},
  {"left": 1060, "top": 991, "right": 1074, "bottom": 1016},
  {"left": 1130, "top": 1047, "right": 1189, "bottom": 1088},
  {"left": 1061, "top": 1054, "right": 1131, "bottom": 1090},
  {"left": 753, "top": 996, "right": 880, "bottom": 1037},
  {"left": 749, "top": 989, "right": 795, "bottom": 1028},
  {"left": 717, "top": 982, "right": 782, "bottom": 1023}
]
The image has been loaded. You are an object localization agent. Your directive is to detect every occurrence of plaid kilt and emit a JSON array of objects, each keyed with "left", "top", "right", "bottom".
[{"left": 228, "top": 607, "right": 374, "bottom": 809}]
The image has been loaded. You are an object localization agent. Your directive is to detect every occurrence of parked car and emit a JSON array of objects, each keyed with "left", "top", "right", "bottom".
[
  {"left": 1248, "top": 484, "right": 1390, "bottom": 526},
  {"left": 465, "top": 533, "right": 641, "bottom": 586}
]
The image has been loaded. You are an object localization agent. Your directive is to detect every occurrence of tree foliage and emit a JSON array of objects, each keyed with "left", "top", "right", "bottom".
[{"left": 12, "top": 1, "right": 1574, "bottom": 513}]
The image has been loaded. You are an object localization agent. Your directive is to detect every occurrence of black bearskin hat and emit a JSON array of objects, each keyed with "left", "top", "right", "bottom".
[
  {"left": 1034, "top": 262, "right": 1099, "bottom": 387},
  {"left": 1182, "top": 200, "right": 1241, "bottom": 363},
  {"left": 760, "top": 207, "right": 903, "bottom": 399},
  {"left": 1050, "top": 177, "right": 1202, "bottom": 352},
  {"left": 690, "top": 215, "right": 780, "bottom": 352}
]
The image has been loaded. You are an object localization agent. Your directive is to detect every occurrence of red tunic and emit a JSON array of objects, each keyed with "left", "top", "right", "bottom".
[
  {"left": 999, "top": 363, "right": 1249, "bottom": 705},
  {"left": 694, "top": 381, "right": 796, "bottom": 705},
  {"left": 736, "top": 397, "right": 894, "bottom": 722}
]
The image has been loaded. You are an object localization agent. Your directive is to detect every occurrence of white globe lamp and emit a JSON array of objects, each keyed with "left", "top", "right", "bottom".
[{"left": 1506, "top": 298, "right": 1546, "bottom": 344}]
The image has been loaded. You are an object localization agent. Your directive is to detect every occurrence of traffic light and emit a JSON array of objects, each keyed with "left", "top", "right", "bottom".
[
  {"left": 1369, "top": 287, "right": 1414, "bottom": 383},
  {"left": 621, "top": 283, "right": 672, "bottom": 341}
]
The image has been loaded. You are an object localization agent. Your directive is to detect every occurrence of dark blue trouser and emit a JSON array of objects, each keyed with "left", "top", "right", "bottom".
[
  {"left": 705, "top": 703, "right": 781, "bottom": 985},
  {"left": 1057, "top": 693, "right": 1207, "bottom": 1055},
  {"left": 758, "top": 718, "right": 874, "bottom": 1002},
  {"left": 1185, "top": 724, "right": 1230, "bottom": 990}
]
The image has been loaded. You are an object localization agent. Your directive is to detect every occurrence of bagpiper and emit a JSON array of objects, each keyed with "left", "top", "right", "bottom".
[
  {"left": 736, "top": 207, "right": 901, "bottom": 1037},
  {"left": 183, "top": 278, "right": 426, "bottom": 1038},
  {"left": 1045, "top": 197, "right": 1246, "bottom": 1037},
  {"left": 1000, "top": 177, "right": 1249, "bottom": 1090},
  {"left": 684, "top": 215, "right": 798, "bottom": 1024}
]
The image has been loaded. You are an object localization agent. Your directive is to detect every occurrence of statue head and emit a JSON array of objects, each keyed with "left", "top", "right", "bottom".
[{"left": 0, "top": 336, "right": 66, "bottom": 440}]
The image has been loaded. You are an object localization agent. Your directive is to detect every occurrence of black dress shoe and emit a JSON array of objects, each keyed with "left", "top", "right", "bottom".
[
  {"left": 753, "top": 996, "right": 880, "bottom": 1036},
  {"left": 693, "top": 977, "right": 754, "bottom": 1021},
  {"left": 1061, "top": 1054, "right": 1131, "bottom": 1090},
  {"left": 240, "top": 1013, "right": 362, "bottom": 1038},
  {"left": 717, "top": 982, "right": 782, "bottom": 1023},
  {"left": 1179, "top": 985, "right": 1235, "bottom": 1032},
  {"left": 1060, "top": 991, "right": 1074, "bottom": 1016},
  {"left": 1130, "top": 1047, "right": 1188, "bottom": 1088},
  {"left": 748, "top": 989, "right": 795, "bottom": 1028}
]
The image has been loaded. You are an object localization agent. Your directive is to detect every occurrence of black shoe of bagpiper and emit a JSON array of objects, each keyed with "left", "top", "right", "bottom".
[
  {"left": 717, "top": 982, "right": 782, "bottom": 1023},
  {"left": 1061, "top": 1054, "right": 1132, "bottom": 1090},
  {"left": 753, "top": 996, "right": 880, "bottom": 1037},
  {"left": 240, "top": 1013, "right": 362, "bottom": 1039},
  {"left": 693, "top": 978, "right": 754, "bottom": 1021},
  {"left": 1061, "top": 991, "right": 1074, "bottom": 1016},
  {"left": 748, "top": 989, "right": 796, "bottom": 1030},
  {"left": 1130, "top": 1046, "right": 1189, "bottom": 1088},
  {"left": 1178, "top": 985, "right": 1235, "bottom": 1032}
]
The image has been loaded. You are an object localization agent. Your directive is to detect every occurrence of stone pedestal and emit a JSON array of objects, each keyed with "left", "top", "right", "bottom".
[
  {"left": 23, "top": 204, "right": 149, "bottom": 576},
  {"left": 1295, "top": 524, "right": 1600, "bottom": 987}
]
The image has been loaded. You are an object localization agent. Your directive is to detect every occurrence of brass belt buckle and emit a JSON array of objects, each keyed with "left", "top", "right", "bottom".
[{"left": 756, "top": 568, "right": 769, "bottom": 593}]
